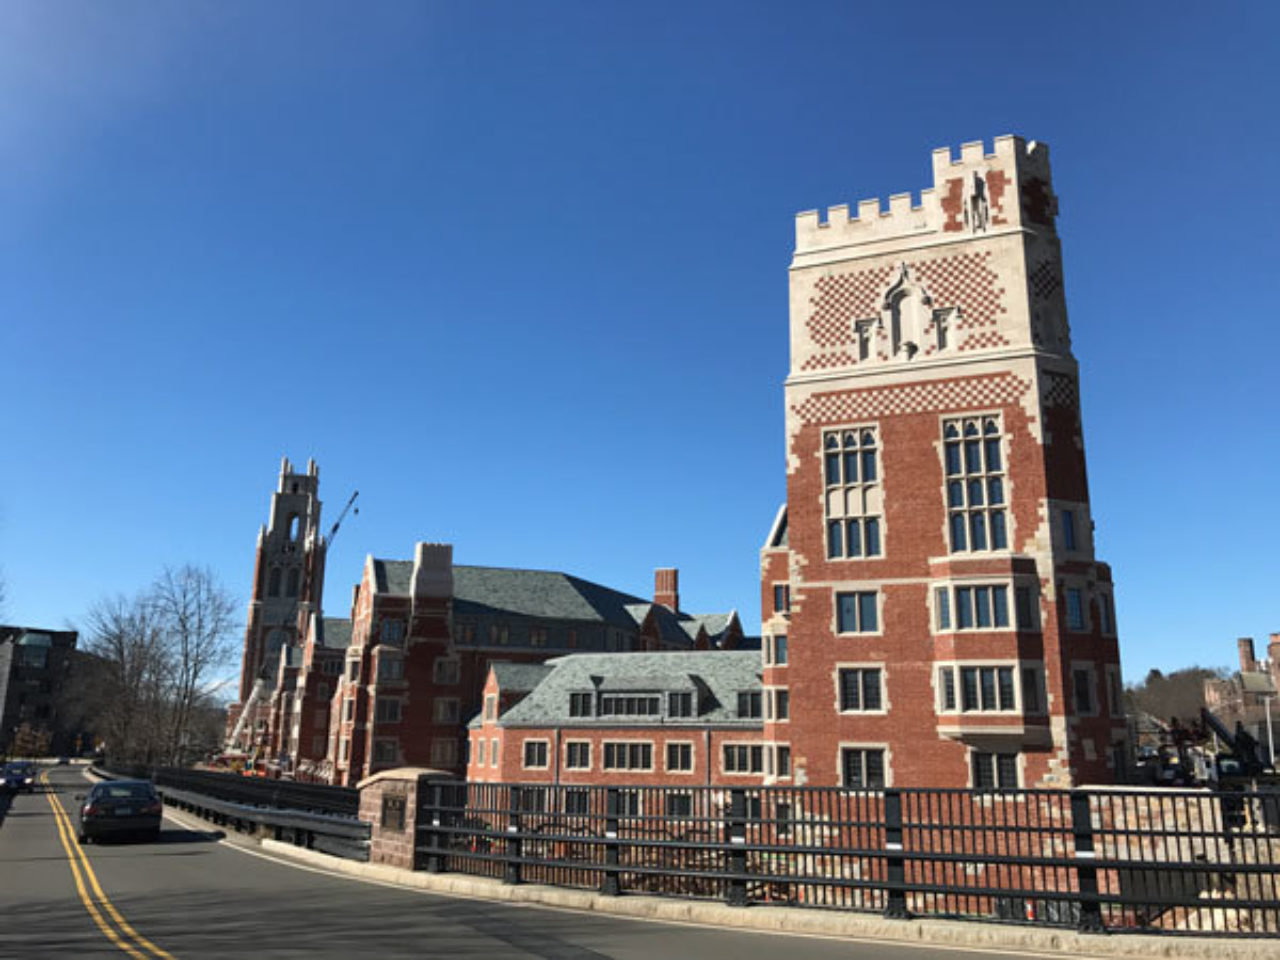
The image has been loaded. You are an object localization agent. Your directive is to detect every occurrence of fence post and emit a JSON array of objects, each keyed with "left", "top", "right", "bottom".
[
  {"left": 504, "top": 786, "right": 523, "bottom": 886},
  {"left": 883, "top": 788, "right": 908, "bottom": 920},
  {"left": 421, "top": 781, "right": 443, "bottom": 873},
  {"left": 1070, "top": 790, "right": 1104, "bottom": 934},
  {"left": 725, "top": 788, "right": 748, "bottom": 907},
  {"left": 601, "top": 787, "right": 621, "bottom": 896}
]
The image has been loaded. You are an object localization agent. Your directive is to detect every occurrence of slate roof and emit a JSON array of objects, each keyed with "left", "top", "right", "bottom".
[
  {"left": 492, "top": 650, "right": 763, "bottom": 728},
  {"left": 491, "top": 661, "right": 554, "bottom": 693},
  {"left": 1241, "top": 672, "right": 1278, "bottom": 695},
  {"left": 318, "top": 618, "right": 352, "bottom": 650},
  {"left": 369, "top": 559, "right": 736, "bottom": 646}
]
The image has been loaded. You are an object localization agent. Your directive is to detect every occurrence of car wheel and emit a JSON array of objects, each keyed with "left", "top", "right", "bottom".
[{"left": 77, "top": 833, "right": 88, "bottom": 844}]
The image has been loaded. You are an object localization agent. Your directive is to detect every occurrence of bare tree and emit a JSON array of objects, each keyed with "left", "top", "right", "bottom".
[
  {"left": 150, "top": 565, "right": 237, "bottom": 765},
  {"left": 83, "top": 592, "right": 171, "bottom": 762},
  {"left": 1125, "top": 665, "right": 1229, "bottom": 727}
]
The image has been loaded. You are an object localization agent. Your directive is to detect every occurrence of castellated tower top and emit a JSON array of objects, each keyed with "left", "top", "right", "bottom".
[{"left": 794, "top": 135, "right": 1056, "bottom": 257}]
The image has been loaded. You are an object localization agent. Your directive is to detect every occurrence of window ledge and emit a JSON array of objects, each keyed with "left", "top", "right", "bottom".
[{"left": 938, "top": 722, "right": 1053, "bottom": 746}]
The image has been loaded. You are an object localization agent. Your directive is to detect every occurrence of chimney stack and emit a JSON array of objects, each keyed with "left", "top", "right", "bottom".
[
  {"left": 412, "top": 542, "right": 454, "bottom": 599},
  {"left": 1238, "top": 637, "right": 1257, "bottom": 673},
  {"left": 654, "top": 568, "right": 680, "bottom": 612}
]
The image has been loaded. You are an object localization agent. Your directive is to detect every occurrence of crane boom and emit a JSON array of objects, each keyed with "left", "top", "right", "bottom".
[{"left": 325, "top": 490, "right": 359, "bottom": 548}]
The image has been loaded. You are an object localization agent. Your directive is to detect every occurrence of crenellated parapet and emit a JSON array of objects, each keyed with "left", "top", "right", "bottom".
[{"left": 795, "top": 135, "right": 1056, "bottom": 255}]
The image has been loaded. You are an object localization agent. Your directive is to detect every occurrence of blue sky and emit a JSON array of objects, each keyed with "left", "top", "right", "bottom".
[{"left": 2, "top": 2, "right": 1277, "bottom": 681}]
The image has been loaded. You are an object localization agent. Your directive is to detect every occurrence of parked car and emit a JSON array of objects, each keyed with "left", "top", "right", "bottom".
[
  {"left": 1, "top": 762, "right": 37, "bottom": 793},
  {"left": 77, "top": 780, "right": 163, "bottom": 843}
]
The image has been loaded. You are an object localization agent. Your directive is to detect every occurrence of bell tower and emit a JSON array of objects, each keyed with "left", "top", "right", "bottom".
[{"left": 237, "top": 457, "right": 325, "bottom": 703}]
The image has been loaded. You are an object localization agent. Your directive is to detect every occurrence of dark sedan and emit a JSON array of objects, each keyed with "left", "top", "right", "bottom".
[
  {"left": 1, "top": 762, "right": 37, "bottom": 793},
  {"left": 77, "top": 780, "right": 163, "bottom": 843}
]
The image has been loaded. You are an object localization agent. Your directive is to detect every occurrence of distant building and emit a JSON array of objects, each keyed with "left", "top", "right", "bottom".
[
  {"left": 1205, "top": 636, "right": 1279, "bottom": 757},
  {"left": 324, "top": 544, "right": 745, "bottom": 786},
  {"left": 0, "top": 625, "right": 80, "bottom": 756},
  {"left": 227, "top": 457, "right": 326, "bottom": 755},
  {"left": 468, "top": 651, "right": 765, "bottom": 787}
]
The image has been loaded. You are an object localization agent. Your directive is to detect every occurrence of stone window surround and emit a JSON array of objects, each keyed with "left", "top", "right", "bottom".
[
  {"left": 564, "top": 739, "right": 592, "bottom": 770},
  {"left": 521, "top": 738, "right": 550, "bottom": 770},
  {"left": 721, "top": 741, "right": 764, "bottom": 776},
  {"left": 602, "top": 740, "right": 655, "bottom": 772},
  {"left": 1071, "top": 660, "right": 1099, "bottom": 718},
  {"left": 833, "top": 661, "right": 888, "bottom": 715},
  {"left": 938, "top": 412, "right": 1012, "bottom": 556},
  {"left": 837, "top": 742, "right": 891, "bottom": 789},
  {"left": 968, "top": 747, "right": 1022, "bottom": 791},
  {"left": 832, "top": 587, "right": 882, "bottom": 637},
  {"left": 765, "top": 686, "right": 790, "bottom": 722},
  {"left": 822, "top": 423, "right": 884, "bottom": 562},
  {"left": 664, "top": 740, "right": 695, "bottom": 774},
  {"left": 772, "top": 743, "right": 793, "bottom": 781},
  {"left": 934, "top": 660, "right": 1024, "bottom": 714},
  {"left": 1062, "top": 579, "right": 1091, "bottom": 633}
]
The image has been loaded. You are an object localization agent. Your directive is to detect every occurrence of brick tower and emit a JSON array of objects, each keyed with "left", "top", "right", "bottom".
[
  {"left": 236, "top": 457, "right": 325, "bottom": 704},
  {"left": 761, "top": 136, "right": 1124, "bottom": 790}
]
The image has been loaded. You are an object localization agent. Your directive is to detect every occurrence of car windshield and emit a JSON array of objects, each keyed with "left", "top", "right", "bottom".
[{"left": 94, "top": 783, "right": 155, "bottom": 800}]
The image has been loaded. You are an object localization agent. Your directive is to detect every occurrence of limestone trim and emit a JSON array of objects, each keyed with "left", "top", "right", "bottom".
[
  {"left": 832, "top": 662, "right": 889, "bottom": 716},
  {"left": 835, "top": 741, "right": 892, "bottom": 789}
]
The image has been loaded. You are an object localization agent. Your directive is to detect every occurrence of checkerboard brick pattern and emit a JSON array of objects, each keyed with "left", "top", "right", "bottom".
[
  {"left": 959, "top": 329, "right": 1011, "bottom": 352},
  {"left": 1030, "top": 259, "right": 1062, "bottom": 302},
  {"left": 806, "top": 265, "right": 895, "bottom": 351},
  {"left": 803, "top": 252, "right": 1007, "bottom": 371},
  {"left": 792, "top": 371, "right": 1032, "bottom": 425},
  {"left": 1042, "top": 371, "right": 1078, "bottom": 409},
  {"left": 913, "top": 251, "right": 1006, "bottom": 329}
]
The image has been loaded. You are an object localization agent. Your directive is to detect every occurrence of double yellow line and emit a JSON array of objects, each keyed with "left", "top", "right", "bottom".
[{"left": 41, "top": 770, "right": 176, "bottom": 959}]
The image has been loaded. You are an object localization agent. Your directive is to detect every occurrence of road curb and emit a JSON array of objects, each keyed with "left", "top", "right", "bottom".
[
  {"left": 156, "top": 798, "right": 1270, "bottom": 960},
  {"left": 233, "top": 839, "right": 1267, "bottom": 960}
]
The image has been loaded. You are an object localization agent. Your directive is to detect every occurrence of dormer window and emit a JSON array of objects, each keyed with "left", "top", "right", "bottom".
[
  {"left": 668, "top": 691, "right": 693, "bottom": 718},
  {"left": 599, "top": 694, "right": 659, "bottom": 717},
  {"left": 737, "top": 691, "right": 762, "bottom": 719},
  {"left": 568, "top": 692, "right": 593, "bottom": 717}
]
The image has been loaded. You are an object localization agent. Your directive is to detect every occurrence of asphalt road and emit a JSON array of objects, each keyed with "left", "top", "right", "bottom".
[{"left": 0, "top": 765, "right": 1069, "bottom": 959}]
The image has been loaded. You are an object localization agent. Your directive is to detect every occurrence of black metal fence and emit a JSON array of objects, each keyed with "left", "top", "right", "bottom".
[{"left": 417, "top": 781, "right": 1280, "bottom": 937}]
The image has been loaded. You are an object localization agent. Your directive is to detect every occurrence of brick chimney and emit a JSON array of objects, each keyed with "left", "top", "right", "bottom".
[
  {"left": 1238, "top": 637, "right": 1257, "bottom": 673},
  {"left": 654, "top": 568, "right": 679, "bottom": 612},
  {"left": 1268, "top": 633, "right": 1280, "bottom": 669}
]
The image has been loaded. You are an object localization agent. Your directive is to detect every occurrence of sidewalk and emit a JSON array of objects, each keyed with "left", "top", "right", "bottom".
[{"left": 156, "top": 800, "right": 1275, "bottom": 960}]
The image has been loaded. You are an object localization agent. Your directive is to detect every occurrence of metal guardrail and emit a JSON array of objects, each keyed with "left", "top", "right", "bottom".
[
  {"left": 99, "top": 763, "right": 360, "bottom": 817},
  {"left": 415, "top": 781, "right": 1280, "bottom": 938},
  {"left": 96, "top": 763, "right": 369, "bottom": 861}
]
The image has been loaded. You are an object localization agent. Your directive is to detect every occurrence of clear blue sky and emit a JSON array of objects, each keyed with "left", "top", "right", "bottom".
[{"left": 2, "top": 2, "right": 1277, "bottom": 682}]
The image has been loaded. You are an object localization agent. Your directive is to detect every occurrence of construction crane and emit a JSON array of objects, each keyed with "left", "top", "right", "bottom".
[{"left": 325, "top": 490, "right": 359, "bottom": 548}]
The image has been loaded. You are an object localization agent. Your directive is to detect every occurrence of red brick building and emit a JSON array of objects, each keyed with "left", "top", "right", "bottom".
[
  {"left": 319, "top": 543, "right": 745, "bottom": 787},
  {"left": 761, "top": 136, "right": 1125, "bottom": 790},
  {"left": 234, "top": 135, "right": 1127, "bottom": 794},
  {"left": 468, "top": 652, "right": 766, "bottom": 787}
]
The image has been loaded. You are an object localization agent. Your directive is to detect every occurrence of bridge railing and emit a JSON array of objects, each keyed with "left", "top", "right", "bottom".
[
  {"left": 95, "top": 763, "right": 369, "bottom": 861},
  {"left": 414, "top": 781, "right": 1280, "bottom": 937}
]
